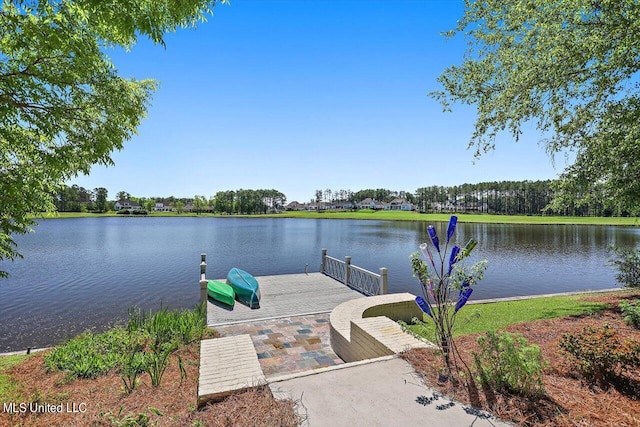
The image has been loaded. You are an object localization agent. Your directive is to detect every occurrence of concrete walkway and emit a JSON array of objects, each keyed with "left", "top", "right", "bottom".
[
  {"left": 198, "top": 335, "right": 266, "bottom": 407},
  {"left": 269, "top": 357, "right": 514, "bottom": 427}
]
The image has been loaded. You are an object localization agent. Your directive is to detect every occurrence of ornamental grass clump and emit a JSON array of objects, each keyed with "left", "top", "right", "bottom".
[
  {"left": 410, "top": 215, "right": 487, "bottom": 376},
  {"left": 127, "top": 301, "right": 206, "bottom": 349},
  {"left": 146, "top": 341, "right": 178, "bottom": 387},
  {"left": 127, "top": 302, "right": 206, "bottom": 387},
  {"left": 119, "top": 347, "right": 147, "bottom": 394}
]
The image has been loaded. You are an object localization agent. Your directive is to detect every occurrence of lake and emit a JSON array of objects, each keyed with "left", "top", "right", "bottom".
[{"left": 1, "top": 216, "right": 639, "bottom": 352}]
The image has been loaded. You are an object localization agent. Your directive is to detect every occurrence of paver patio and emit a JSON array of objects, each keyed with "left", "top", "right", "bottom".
[{"left": 215, "top": 313, "right": 343, "bottom": 378}]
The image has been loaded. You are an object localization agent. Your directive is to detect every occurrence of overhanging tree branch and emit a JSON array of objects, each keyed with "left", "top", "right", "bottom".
[
  {"left": 0, "top": 0, "right": 228, "bottom": 277},
  {"left": 434, "top": 0, "right": 640, "bottom": 212}
]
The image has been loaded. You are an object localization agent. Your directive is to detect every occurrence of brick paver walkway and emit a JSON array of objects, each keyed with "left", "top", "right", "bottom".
[{"left": 214, "top": 313, "right": 344, "bottom": 378}]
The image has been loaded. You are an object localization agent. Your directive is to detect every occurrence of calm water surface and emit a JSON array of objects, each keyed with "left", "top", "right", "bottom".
[{"left": 1, "top": 217, "right": 639, "bottom": 352}]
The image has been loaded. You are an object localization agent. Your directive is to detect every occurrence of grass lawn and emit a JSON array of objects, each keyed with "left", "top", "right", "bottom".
[
  {"left": 404, "top": 292, "right": 615, "bottom": 342},
  {"left": 0, "top": 354, "right": 29, "bottom": 402},
  {"left": 34, "top": 210, "right": 640, "bottom": 226},
  {"left": 270, "top": 210, "right": 640, "bottom": 226}
]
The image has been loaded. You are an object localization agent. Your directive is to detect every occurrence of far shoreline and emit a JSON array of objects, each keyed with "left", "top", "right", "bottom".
[
  {"left": 31, "top": 210, "right": 640, "bottom": 227},
  {"left": 31, "top": 210, "right": 640, "bottom": 226}
]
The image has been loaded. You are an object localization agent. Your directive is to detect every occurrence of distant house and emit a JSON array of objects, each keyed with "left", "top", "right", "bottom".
[
  {"left": 460, "top": 200, "right": 488, "bottom": 212},
  {"left": 387, "top": 198, "right": 414, "bottom": 211},
  {"left": 357, "top": 198, "right": 375, "bottom": 209},
  {"left": 285, "top": 200, "right": 354, "bottom": 211},
  {"left": 285, "top": 201, "right": 305, "bottom": 211},
  {"left": 114, "top": 199, "right": 142, "bottom": 211},
  {"left": 153, "top": 202, "right": 174, "bottom": 212},
  {"left": 357, "top": 198, "right": 387, "bottom": 210},
  {"left": 432, "top": 201, "right": 457, "bottom": 212},
  {"left": 334, "top": 201, "right": 356, "bottom": 210}
]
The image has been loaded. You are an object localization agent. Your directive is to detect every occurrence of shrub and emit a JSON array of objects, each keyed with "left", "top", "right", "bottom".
[
  {"left": 608, "top": 246, "right": 640, "bottom": 288},
  {"left": 619, "top": 300, "right": 640, "bottom": 329},
  {"left": 473, "top": 331, "right": 547, "bottom": 397},
  {"left": 558, "top": 324, "right": 640, "bottom": 389}
]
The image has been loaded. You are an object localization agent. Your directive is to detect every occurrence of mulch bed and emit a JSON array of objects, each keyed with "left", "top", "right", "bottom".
[
  {"left": 0, "top": 342, "right": 300, "bottom": 426},
  {"left": 401, "top": 290, "right": 640, "bottom": 426}
]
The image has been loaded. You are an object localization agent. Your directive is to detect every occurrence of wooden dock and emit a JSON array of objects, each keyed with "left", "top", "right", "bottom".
[{"left": 207, "top": 272, "right": 364, "bottom": 326}]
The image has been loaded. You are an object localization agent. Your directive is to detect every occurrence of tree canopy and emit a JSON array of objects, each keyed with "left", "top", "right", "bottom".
[
  {"left": 432, "top": 0, "right": 640, "bottom": 214},
  {"left": 0, "top": 0, "right": 227, "bottom": 277}
]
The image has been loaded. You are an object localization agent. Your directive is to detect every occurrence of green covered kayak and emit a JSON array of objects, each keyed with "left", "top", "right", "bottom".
[{"left": 207, "top": 280, "right": 235, "bottom": 307}]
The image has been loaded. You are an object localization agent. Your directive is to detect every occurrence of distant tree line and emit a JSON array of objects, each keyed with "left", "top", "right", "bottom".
[
  {"left": 52, "top": 185, "right": 110, "bottom": 212},
  {"left": 51, "top": 186, "right": 286, "bottom": 215},
  {"left": 210, "top": 189, "right": 286, "bottom": 215},
  {"left": 415, "top": 180, "right": 634, "bottom": 217},
  {"left": 415, "top": 180, "right": 554, "bottom": 215},
  {"left": 311, "top": 188, "right": 416, "bottom": 204},
  {"left": 313, "top": 180, "right": 636, "bottom": 217},
  {"left": 54, "top": 179, "right": 637, "bottom": 217}
]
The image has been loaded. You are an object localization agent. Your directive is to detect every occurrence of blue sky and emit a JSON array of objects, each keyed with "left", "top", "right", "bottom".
[{"left": 73, "top": 0, "right": 570, "bottom": 203}]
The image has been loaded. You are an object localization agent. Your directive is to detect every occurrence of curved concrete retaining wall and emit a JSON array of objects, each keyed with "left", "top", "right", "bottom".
[{"left": 329, "top": 293, "right": 433, "bottom": 363}]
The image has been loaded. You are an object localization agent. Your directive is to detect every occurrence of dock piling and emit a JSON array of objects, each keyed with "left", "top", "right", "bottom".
[
  {"left": 321, "top": 248, "right": 327, "bottom": 273},
  {"left": 344, "top": 256, "right": 352, "bottom": 286},
  {"left": 200, "top": 253, "right": 208, "bottom": 303},
  {"left": 380, "top": 267, "right": 388, "bottom": 295}
]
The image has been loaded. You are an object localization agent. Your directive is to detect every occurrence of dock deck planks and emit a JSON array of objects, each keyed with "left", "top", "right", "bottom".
[{"left": 207, "top": 273, "right": 365, "bottom": 326}]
